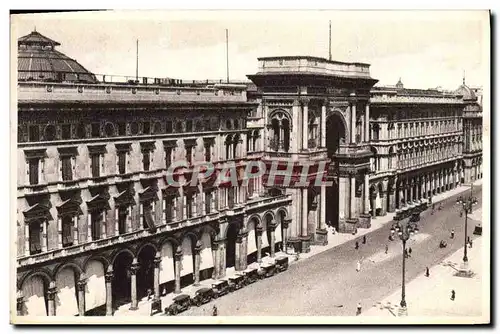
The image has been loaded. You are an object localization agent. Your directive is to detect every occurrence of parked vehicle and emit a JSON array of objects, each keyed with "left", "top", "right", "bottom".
[
  {"left": 164, "top": 294, "right": 191, "bottom": 315},
  {"left": 275, "top": 256, "right": 289, "bottom": 272},
  {"left": 243, "top": 268, "right": 259, "bottom": 285},
  {"left": 192, "top": 287, "right": 214, "bottom": 307},
  {"left": 212, "top": 280, "right": 230, "bottom": 298},
  {"left": 228, "top": 274, "right": 246, "bottom": 291},
  {"left": 258, "top": 262, "right": 276, "bottom": 278}
]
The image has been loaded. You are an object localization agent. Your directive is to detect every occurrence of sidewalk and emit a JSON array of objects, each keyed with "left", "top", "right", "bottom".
[
  {"left": 364, "top": 236, "right": 486, "bottom": 318},
  {"left": 114, "top": 180, "right": 482, "bottom": 316}
]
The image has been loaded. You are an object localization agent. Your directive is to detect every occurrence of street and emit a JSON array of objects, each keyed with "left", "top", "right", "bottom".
[{"left": 181, "top": 185, "right": 483, "bottom": 316}]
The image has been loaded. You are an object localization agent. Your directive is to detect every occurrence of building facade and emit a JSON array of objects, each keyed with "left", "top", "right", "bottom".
[{"left": 15, "top": 32, "right": 483, "bottom": 316}]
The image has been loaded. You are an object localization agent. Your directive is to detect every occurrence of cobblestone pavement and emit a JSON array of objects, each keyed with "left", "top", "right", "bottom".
[{"left": 174, "top": 185, "right": 483, "bottom": 317}]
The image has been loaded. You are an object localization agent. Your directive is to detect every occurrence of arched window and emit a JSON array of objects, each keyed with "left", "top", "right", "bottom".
[
  {"left": 153, "top": 122, "right": 162, "bottom": 134},
  {"left": 225, "top": 135, "right": 233, "bottom": 160},
  {"left": 130, "top": 122, "right": 139, "bottom": 135},
  {"left": 104, "top": 122, "right": 115, "bottom": 137},
  {"left": 232, "top": 134, "right": 240, "bottom": 159},
  {"left": 44, "top": 124, "right": 56, "bottom": 141},
  {"left": 226, "top": 119, "right": 232, "bottom": 130},
  {"left": 268, "top": 111, "right": 291, "bottom": 152},
  {"left": 372, "top": 123, "right": 380, "bottom": 141}
]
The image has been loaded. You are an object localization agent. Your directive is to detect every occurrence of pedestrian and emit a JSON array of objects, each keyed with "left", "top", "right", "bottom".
[
  {"left": 425, "top": 266, "right": 430, "bottom": 277},
  {"left": 363, "top": 235, "right": 367, "bottom": 244},
  {"left": 332, "top": 226, "right": 337, "bottom": 235},
  {"left": 451, "top": 290, "right": 455, "bottom": 301},
  {"left": 212, "top": 305, "right": 218, "bottom": 316},
  {"left": 355, "top": 241, "right": 359, "bottom": 250},
  {"left": 467, "top": 236, "right": 471, "bottom": 244},
  {"left": 146, "top": 288, "right": 152, "bottom": 301},
  {"left": 460, "top": 211, "right": 463, "bottom": 217},
  {"left": 356, "top": 302, "right": 362, "bottom": 316},
  {"left": 408, "top": 247, "right": 412, "bottom": 257},
  {"left": 404, "top": 249, "right": 409, "bottom": 259},
  {"left": 469, "top": 240, "right": 473, "bottom": 248},
  {"left": 451, "top": 229, "right": 455, "bottom": 239},
  {"left": 385, "top": 244, "right": 389, "bottom": 254},
  {"left": 356, "top": 261, "right": 361, "bottom": 272}
]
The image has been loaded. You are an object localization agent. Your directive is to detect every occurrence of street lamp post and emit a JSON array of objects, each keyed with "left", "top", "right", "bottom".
[
  {"left": 390, "top": 206, "right": 420, "bottom": 316},
  {"left": 456, "top": 184, "right": 478, "bottom": 276}
]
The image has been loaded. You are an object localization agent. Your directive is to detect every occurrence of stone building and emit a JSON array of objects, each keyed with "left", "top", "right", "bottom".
[
  {"left": 16, "top": 31, "right": 291, "bottom": 316},
  {"left": 15, "top": 32, "right": 483, "bottom": 317}
]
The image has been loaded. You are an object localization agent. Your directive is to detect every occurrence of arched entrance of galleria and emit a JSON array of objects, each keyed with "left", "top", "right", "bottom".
[{"left": 325, "top": 113, "right": 347, "bottom": 230}]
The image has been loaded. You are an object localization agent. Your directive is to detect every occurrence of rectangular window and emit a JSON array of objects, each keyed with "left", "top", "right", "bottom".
[
  {"left": 204, "top": 190, "right": 212, "bottom": 214},
  {"left": 186, "top": 146, "right": 193, "bottom": 165},
  {"left": 142, "top": 203, "right": 155, "bottom": 229},
  {"left": 186, "top": 194, "right": 193, "bottom": 219},
  {"left": 228, "top": 187, "right": 235, "bottom": 209},
  {"left": 118, "top": 122, "right": 126, "bottom": 136},
  {"left": 29, "top": 125, "right": 40, "bottom": 142},
  {"left": 28, "top": 159, "right": 39, "bottom": 185},
  {"left": 61, "top": 156, "right": 73, "bottom": 181},
  {"left": 186, "top": 120, "right": 193, "bottom": 132},
  {"left": 29, "top": 222, "right": 42, "bottom": 255},
  {"left": 143, "top": 151, "right": 151, "bottom": 171},
  {"left": 164, "top": 196, "right": 175, "bottom": 222},
  {"left": 118, "top": 208, "right": 127, "bottom": 234},
  {"left": 91, "top": 154, "right": 100, "bottom": 178},
  {"left": 165, "top": 121, "right": 173, "bottom": 133},
  {"left": 143, "top": 122, "right": 151, "bottom": 134},
  {"left": 204, "top": 144, "right": 211, "bottom": 162},
  {"left": 91, "top": 212, "right": 101, "bottom": 240},
  {"left": 118, "top": 151, "right": 126, "bottom": 174},
  {"left": 91, "top": 123, "right": 100, "bottom": 138},
  {"left": 165, "top": 147, "right": 172, "bottom": 169},
  {"left": 62, "top": 216, "right": 73, "bottom": 247},
  {"left": 62, "top": 124, "right": 71, "bottom": 140}
]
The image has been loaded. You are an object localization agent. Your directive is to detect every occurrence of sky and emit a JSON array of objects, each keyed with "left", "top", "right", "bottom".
[{"left": 11, "top": 10, "right": 489, "bottom": 90}]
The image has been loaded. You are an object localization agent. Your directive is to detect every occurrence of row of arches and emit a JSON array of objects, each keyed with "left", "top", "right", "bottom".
[{"left": 18, "top": 209, "right": 289, "bottom": 316}]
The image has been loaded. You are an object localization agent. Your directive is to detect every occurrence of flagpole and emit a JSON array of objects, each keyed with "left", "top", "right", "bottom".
[
  {"left": 329, "top": 21, "right": 332, "bottom": 61},
  {"left": 226, "top": 29, "right": 229, "bottom": 83},
  {"left": 136, "top": 39, "right": 139, "bottom": 82}
]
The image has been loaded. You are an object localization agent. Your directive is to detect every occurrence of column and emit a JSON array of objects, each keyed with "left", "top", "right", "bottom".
[
  {"left": 76, "top": 280, "right": 86, "bottom": 316},
  {"left": 114, "top": 208, "right": 119, "bottom": 236},
  {"left": 17, "top": 292, "right": 24, "bottom": 316},
  {"left": 422, "top": 176, "right": 427, "bottom": 198},
  {"left": 351, "top": 102, "right": 357, "bottom": 143},
  {"left": 302, "top": 188, "right": 308, "bottom": 236},
  {"left": 365, "top": 103, "right": 370, "bottom": 142},
  {"left": 57, "top": 217, "right": 63, "bottom": 248},
  {"left": 129, "top": 260, "right": 140, "bottom": 311},
  {"left": 174, "top": 248, "right": 182, "bottom": 293},
  {"left": 370, "top": 190, "right": 376, "bottom": 218},
  {"left": 256, "top": 227, "right": 262, "bottom": 263},
  {"left": 235, "top": 235, "right": 242, "bottom": 271},
  {"left": 105, "top": 271, "right": 113, "bottom": 316},
  {"left": 270, "top": 224, "right": 276, "bottom": 258},
  {"left": 24, "top": 224, "right": 30, "bottom": 256},
  {"left": 364, "top": 174, "right": 370, "bottom": 214},
  {"left": 73, "top": 216, "right": 79, "bottom": 245},
  {"left": 41, "top": 221, "right": 47, "bottom": 252},
  {"left": 321, "top": 101, "right": 327, "bottom": 147},
  {"left": 211, "top": 241, "right": 218, "bottom": 279},
  {"left": 320, "top": 185, "right": 326, "bottom": 228},
  {"left": 302, "top": 100, "right": 309, "bottom": 150},
  {"left": 153, "top": 254, "right": 161, "bottom": 299},
  {"left": 47, "top": 284, "right": 57, "bottom": 316},
  {"left": 380, "top": 183, "right": 387, "bottom": 216},
  {"left": 350, "top": 176, "right": 356, "bottom": 218},
  {"left": 193, "top": 242, "right": 201, "bottom": 285},
  {"left": 87, "top": 214, "right": 92, "bottom": 242}
]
